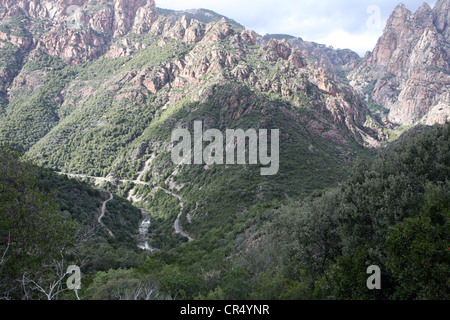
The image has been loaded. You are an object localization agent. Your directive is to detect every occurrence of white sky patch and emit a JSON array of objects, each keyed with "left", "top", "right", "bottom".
[
  {"left": 252, "top": 16, "right": 333, "bottom": 39},
  {"left": 316, "top": 29, "right": 382, "bottom": 55}
]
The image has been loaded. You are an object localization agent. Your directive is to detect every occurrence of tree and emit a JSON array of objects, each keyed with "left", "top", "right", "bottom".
[
  {"left": 83, "top": 268, "right": 170, "bottom": 300},
  {"left": 270, "top": 190, "right": 342, "bottom": 287},
  {"left": 0, "top": 145, "right": 77, "bottom": 299},
  {"left": 263, "top": 123, "right": 449, "bottom": 300},
  {"left": 386, "top": 182, "right": 450, "bottom": 300}
]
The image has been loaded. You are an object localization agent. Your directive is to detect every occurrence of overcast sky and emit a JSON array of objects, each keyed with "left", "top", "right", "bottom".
[{"left": 157, "top": 0, "right": 437, "bottom": 56}]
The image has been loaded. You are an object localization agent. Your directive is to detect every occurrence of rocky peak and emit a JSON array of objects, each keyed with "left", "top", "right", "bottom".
[
  {"left": 391, "top": 3, "right": 412, "bottom": 20},
  {"left": 413, "top": 2, "right": 434, "bottom": 28},
  {"left": 349, "top": 1, "right": 449, "bottom": 127},
  {"left": 385, "top": 3, "right": 413, "bottom": 30},
  {"left": 433, "top": 0, "right": 450, "bottom": 38},
  {"left": 416, "top": 2, "right": 432, "bottom": 13},
  {"left": 112, "top": 0, "right": 154, "bottom": 37},
  {"left": 370, "top": 1, "right": 436, "bottom": 70}
]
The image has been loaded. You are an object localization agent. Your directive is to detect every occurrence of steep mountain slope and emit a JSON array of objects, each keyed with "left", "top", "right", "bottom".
[
  {"left": 239, "top": 122, "right": 449, "bottom": 300},
  {"left": 0, "top": 0, "right": 380, "bottom": 150},
  {"left": 349, "top": 0, "right": 450, "bottom": 127}
]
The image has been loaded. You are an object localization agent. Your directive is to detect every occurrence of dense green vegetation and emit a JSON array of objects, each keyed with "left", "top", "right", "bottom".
[
  {"left": 127, "top": 83, "right": 368, "bottom": 242},
  {"left": 87, "top": 122, "right": 448, "bottom": 301},
  {"left": 3, "top": 123, "right": 448, "bottom": 300},
  {"left": 0, "top": 16, "right": 31, "bottom": 38},
  {"left": 0, "top": 145, "right": 149, "bottom": 299},
  {"left": 0, "top": 145, "right": 77, "bottom": 299},
  {"left": 0, "top": 54, "right": 78, "bottom": 151},
  {"left": 109, "top": 122, "right": 447, "bottom": 301},
  {"left": 249, "top": 123, "right": 449, "bottom": 300},
  {"left": 0, "top": 43, "right": 24, "bottom": 113}
]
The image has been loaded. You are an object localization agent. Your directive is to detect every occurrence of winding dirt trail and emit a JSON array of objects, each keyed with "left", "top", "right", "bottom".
[
  {"left": 155, "top": 187, "right": 194, "bottom": 242},
  {"left": 58, "top": 171, "right": 194, "bottom": 242},
  {"left": 99, "top": 193, "right": 114, "bottom": 238}
]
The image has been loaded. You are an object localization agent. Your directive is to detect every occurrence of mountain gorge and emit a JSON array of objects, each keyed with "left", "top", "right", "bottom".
[
  {"left": 0, "top": 0, "right": 448, "bottom": 301},
  {"left": 0, "top": 0, "right": 383, "bottom": 238}
]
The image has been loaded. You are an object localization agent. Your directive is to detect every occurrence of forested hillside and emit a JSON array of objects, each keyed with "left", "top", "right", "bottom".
[
  {"left": 3, "top": 122, "right": 444, "bottom": 300},
  {"left": 0, "top": 0, "right": 448, "bottom": 301},
  {"left": 0, "top": 145, "right": 149, "bottom": 299},
  {"left": 77, "top": 122, "right": 448, "bottom": 300}
]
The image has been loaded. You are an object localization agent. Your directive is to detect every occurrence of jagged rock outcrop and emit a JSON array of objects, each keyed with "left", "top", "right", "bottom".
[
  {"left": 5, "top": 0, "right": 435, "bottom": 148},
  {"left": 0, "top": 0, "right": 158, "bottom": 63},
  {"left": 258, "top": 35, "right": 360, "bottom": 69},
  {"left": 36, "top": 29, "right": 109, "bottom": 64},
  {"left": 349, "top": 0, "right": 450, "bottom": 126}
]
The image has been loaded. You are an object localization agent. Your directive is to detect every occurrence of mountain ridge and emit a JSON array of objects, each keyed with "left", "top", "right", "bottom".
[
  {"left": 0, "top": 0, "right": 385, "bottom": 158},
  {"left": 0, "top": 1, "right": 447, "bottom": 192}
]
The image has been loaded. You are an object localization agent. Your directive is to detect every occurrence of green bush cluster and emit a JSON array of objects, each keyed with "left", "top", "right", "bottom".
[{"left": 256, "top": 123, "right": 449, "bottom": 300}]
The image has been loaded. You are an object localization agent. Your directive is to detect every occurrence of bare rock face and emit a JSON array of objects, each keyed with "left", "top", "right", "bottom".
[
  {"left": 0, "top": 0, "right": 88, "bottom": 20},
  {"left": 112, "top": 0, "right": 154, "bottom": 37},
  {"left": 349, "top": 1, "right": 450, "bottom": 126},
  {"left": 36, "top": 29, "right": 109, "bottom": 64},
  {"left": 433, "top": 0, "right": 450, "bottom": 39},
  {"left": 0, "top": 0, "right": 158, "bottom": 63}
]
